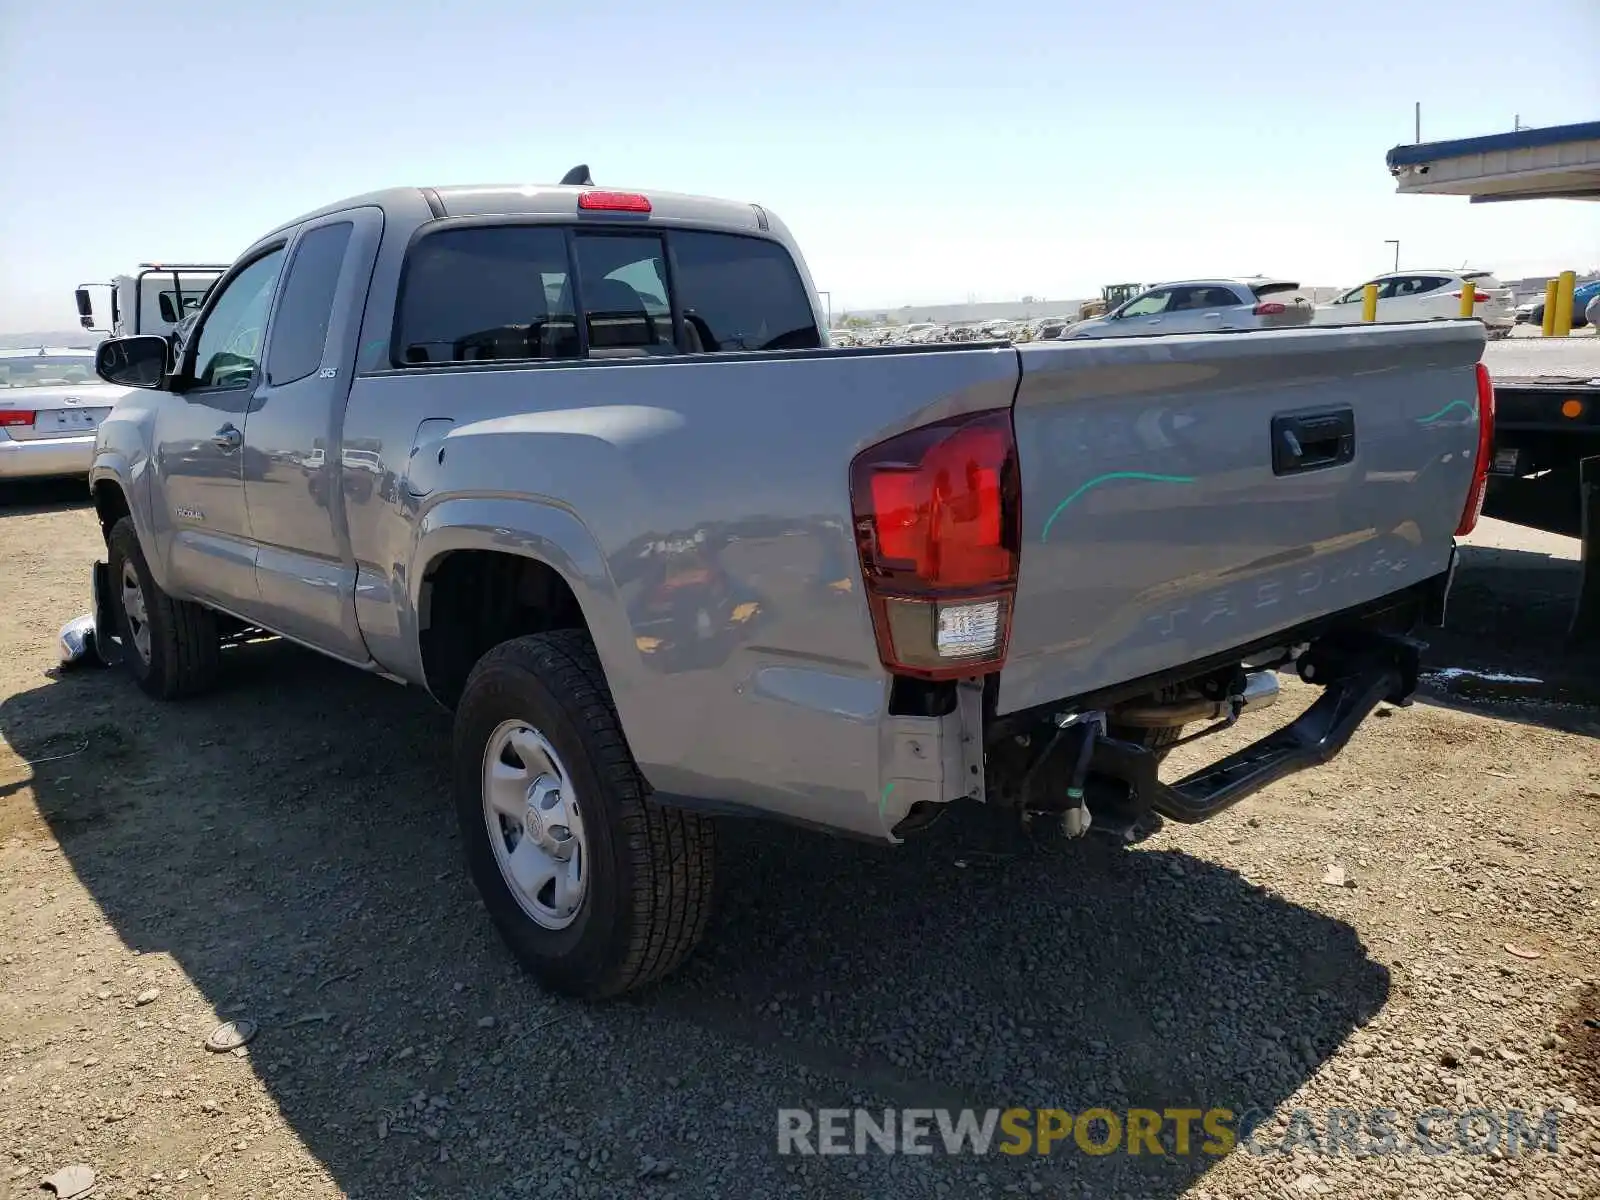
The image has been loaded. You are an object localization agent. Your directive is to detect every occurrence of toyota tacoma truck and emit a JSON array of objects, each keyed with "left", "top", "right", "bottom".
[{"left": 83, "top": 177, "right": 1493, "bottom": 999}]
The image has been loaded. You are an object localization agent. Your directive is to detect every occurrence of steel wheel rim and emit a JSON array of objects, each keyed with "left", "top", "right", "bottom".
[
  {"left": 481, "top": 720, "right": 588, "bottom": 930},
  {"left": 120, "top": 559, "right": 151, "bottom": 664}
]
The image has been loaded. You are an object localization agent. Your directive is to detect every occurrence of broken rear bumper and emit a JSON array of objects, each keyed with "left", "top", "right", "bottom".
[{"left": 1089, "top": 630, "right": 1422, "bottom": 828}]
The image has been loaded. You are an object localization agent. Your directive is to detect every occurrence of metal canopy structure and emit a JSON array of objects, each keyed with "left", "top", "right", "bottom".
[{"left": 1386, "top": 119, "right": 1600, "bottom": 202}]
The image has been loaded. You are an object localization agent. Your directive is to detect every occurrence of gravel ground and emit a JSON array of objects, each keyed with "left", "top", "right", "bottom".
[{"left": 1, "top": 484, "right": 1597, "bottom": 1200}]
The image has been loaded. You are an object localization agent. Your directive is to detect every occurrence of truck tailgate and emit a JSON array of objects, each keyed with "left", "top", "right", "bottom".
[{"left": 998, "top": 320, "right": 1485, "bottom": 716}]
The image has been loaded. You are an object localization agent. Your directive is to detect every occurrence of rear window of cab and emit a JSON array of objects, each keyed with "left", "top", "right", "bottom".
[{"left": 393, "top": 225, "right": 821, "bottom": 367}]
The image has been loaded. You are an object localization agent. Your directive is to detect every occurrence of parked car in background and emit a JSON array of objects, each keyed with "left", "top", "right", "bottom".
[
  {"left": 0, "top": 349, "right": 129, "bottom": 482},
  {"left": 1315, "top": 270, "right": 1515, "bottom": 334},
  {"left": 1057, "top": 278, "right": 1313, "bottom": 339},
  {"left": 1514, "top": 278, "right": 1600, "bottom": 329},
  {"left": 1586, "top": 290, "right": 1600, "bottom": 331}
]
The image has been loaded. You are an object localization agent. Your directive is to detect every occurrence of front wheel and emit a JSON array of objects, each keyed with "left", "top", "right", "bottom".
[
  {"left": 453, "top": 630, "right": 716, "bottom": 999},
  {"left": 106, "top": 517, "right": 220, "bottom": 700}
]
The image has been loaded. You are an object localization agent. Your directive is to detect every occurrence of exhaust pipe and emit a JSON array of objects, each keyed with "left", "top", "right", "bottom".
[{"left": 1113, "top": 671, "right": 1280, "bottom": 728}]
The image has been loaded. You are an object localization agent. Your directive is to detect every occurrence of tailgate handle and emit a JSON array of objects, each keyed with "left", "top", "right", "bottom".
[{"left": 1272, "top": 408, "right": 1354, "bottom": 475}]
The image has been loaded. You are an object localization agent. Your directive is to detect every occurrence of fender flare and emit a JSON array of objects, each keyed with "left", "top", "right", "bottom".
[
  {"left": 406, "top": 496, "right": 657, "bottom": 751},
  {"left": 88, "top": 452, "right": 172, "bottom": 591}
]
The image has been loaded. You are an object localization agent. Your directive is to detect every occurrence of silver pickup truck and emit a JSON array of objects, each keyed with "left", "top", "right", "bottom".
[{"left": 84, "top": 178, "right": 1494, "bottom": 998}]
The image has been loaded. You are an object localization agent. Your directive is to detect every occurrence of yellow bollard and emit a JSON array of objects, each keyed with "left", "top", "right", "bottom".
[
  {"left": 1362, "top": 282, "right": 1379, "bottom": 322},
  {"left": 1542, "top": 280, "right": 1559, "bottom": 337},
  {"left": 1553, "top": 271, "right": 1577, "bottom": 337},
  {"left": 1459, "top": 281, "right": 1477, "bottom": 318}
]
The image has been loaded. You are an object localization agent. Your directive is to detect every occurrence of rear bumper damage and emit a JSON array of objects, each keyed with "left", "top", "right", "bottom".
[
  {"left": 955, "top": 564, "right": 1454, "bottom": 845},
  {"left": 1085, "top": 630, "right": 1420, "bottom": 832}
]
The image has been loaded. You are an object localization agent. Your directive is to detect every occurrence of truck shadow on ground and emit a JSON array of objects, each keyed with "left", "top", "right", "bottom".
[
  {"left": 1416, "top": 542, "right": 1600, "bottom": 736},
  {"left": 4, "top": 641, "right": 1390, "bottom": 1199}
]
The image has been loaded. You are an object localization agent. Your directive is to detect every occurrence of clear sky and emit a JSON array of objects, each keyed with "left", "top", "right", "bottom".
[{"left": 2, "top": 0, "right": 1596, "bottom": 331}]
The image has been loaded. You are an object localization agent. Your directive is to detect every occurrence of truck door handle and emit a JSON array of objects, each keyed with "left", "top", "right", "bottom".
[
  {"left": 1272, "top": 408, "right": 1355, "bottom": 475},
  {"left": 212, "top": 424, "right": 242, "bottom": 451}
]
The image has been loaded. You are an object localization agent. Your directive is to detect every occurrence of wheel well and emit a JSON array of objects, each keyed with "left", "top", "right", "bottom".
[
  {"left": 92, "top": 480, "right": 131, "bottom": 545},
  {"left": 418, "top": 550, "right": 587, "bottom": 709}
]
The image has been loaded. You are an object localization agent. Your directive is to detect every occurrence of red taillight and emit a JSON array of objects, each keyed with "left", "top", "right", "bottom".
[
  {"left": 0, "top": 410, "right": 36, "bottom": 428},
  {"left": 850, "top": 409, "right": 1020, "bottom": 679},
  {"left": 1253, "top": 301, "right": 1287, "bottom": 315},
  {"left": 577, "top": 191, "right": 652, "bottom": 213},
  {"left": 1456, "top": 361, "right": 1495, "bottom": 537}
]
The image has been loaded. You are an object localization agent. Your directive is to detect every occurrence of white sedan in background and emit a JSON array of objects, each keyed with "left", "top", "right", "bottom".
[
  {"left": 1313, "top": 270, "right": 1515, "bottom": 334},
  {"left": 1058, "top": 278, "right": 1314, "bottom": 339},
  {"left": 0, "top": 348, "right": 128, "bottom": 483}
]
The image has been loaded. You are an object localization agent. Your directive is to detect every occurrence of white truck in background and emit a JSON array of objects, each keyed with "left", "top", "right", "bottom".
[{"left": 74, "top": 264, "right": 227, "bottom": 339}]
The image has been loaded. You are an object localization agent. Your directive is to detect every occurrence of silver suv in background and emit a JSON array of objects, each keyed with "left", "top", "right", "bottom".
[{"left": 1059, "top": 278, "right": 1313, "bottom": 339}]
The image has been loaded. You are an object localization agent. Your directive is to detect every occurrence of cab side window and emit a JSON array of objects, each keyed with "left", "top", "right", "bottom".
[
  {"left": 267, "top": 223, "right": 354, "bottom": 386},
  {"left": 190, "top": 250, "right": 287, "bottom": 389}
]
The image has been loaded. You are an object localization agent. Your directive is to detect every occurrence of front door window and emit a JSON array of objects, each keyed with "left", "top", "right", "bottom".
[{"left": 189, "top": 250, "right": 286, "bottom": 390}]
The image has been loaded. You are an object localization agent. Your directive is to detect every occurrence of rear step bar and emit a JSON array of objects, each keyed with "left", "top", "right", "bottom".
[{"left": 1088, "top": 631, "right": 1422, "bottom": 827}]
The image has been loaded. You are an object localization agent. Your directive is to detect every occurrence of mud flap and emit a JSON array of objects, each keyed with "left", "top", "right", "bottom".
[
  {"left": 91, "top": 560, "right": 123, "bottom": 666},
  {"left": 1573, "top": 455, "right": 1600, "bottom": 645}
]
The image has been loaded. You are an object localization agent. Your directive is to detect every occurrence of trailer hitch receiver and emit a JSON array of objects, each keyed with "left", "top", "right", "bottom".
[{"left": 1086, "top": 632, "right": 1423, "bottom": 826}]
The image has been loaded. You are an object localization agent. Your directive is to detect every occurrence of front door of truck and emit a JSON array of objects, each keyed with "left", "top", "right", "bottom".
[
  {"left": 241, "top": 207, "right": 384, "bottom": 662},
  {"left": 154, "top": 246, "right": 286, "bottom": 610}
]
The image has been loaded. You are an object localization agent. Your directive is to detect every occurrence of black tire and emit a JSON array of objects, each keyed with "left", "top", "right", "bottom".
[
  {"left": 1119, "top": 725, "right": 1183, "bottom": 760},
  {"left": 1107, "top": 682, "right": 1186, "bottom": 763},
  {"left": 106, "top": 517, "right": 221, "bottom": 700},
  {"left": 453, "top": 629, "right": 716, "bottom": 999}
]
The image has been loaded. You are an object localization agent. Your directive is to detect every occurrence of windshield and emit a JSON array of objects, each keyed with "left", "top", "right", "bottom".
[
  {"left": 0, "top": 353, "right": 97, "bottom": 388},
  {"left": 141, "top": 272, "right": 219, "bottom": 327}
]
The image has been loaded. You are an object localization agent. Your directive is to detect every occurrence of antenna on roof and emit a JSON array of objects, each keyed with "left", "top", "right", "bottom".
[{"left": 559, "top": 164, "right": 594, "bottom": 186}]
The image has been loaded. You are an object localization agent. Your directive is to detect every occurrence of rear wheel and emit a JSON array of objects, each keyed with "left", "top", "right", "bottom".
[
  {"left": 1106, "top": 681, "right": 1188, "bottom": 763},
  {"left": 1109, "top": 723, "right": 1182, "bottom": 759},
  {"left": 453, "top": 630, "right": 716, "bottom": 999},
  {"left": 106, "top": 517, "right": 220, "bottom": 700}
]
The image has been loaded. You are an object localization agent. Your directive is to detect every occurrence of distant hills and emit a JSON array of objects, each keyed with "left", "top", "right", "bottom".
[{"left": 0, "top": 330, "right": 100, "bottom": 350}]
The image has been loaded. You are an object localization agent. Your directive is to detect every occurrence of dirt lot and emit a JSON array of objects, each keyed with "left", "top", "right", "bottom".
[{"left": 1, "top": 484, "right": 1597, "bottom": 1200}]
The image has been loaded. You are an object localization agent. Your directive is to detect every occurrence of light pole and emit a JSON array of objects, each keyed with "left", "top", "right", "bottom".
[
  {"left": 1384, "top": 240, "right": 1400, "bottom": 273},
  {"left": 817, "top": 290, "right": 832, "bottom": 328}
]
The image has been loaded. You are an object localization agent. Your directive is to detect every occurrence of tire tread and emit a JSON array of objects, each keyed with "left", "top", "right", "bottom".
[
  {"left": 107, "top": 517, "right": 220, "bottom": 700},
  {"left": 459, "top": 630, "right": 715, "bottom": 997}
]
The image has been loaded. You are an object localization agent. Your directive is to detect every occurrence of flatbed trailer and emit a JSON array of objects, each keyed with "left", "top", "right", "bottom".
[{"left": 1481, "top": 335, "right": 1600, "bottom": 639}]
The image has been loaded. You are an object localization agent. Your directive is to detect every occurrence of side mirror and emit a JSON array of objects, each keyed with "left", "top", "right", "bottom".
[
  {"left": 95, "top": 336, "right": 170, "bottom": 390},
  {"left": 75, "top": 288, "right": 96, "bottom": 330}
]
